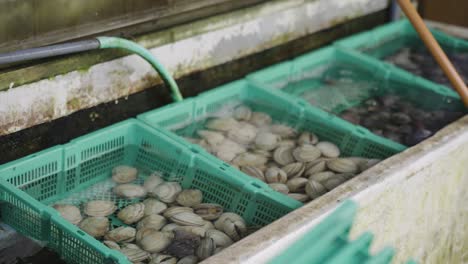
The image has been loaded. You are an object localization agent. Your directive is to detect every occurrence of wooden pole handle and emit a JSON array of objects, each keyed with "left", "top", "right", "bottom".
[{"left": 397, "top": 0, "right": 468, "bottom": 107}]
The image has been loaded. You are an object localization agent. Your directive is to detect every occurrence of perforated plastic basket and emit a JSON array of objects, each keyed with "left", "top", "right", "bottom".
[
  {"left": 137, "top": 79, "right": 405, "bottom": 198},
  {"left": 247, "top": 47, "right": 465, "bottom": 147},
  {"left": 0, "top": 119, "right": 299, "bottom": 264}
]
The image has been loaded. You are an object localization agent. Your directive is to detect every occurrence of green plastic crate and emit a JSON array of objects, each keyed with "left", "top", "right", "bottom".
[
  {"left": 137, "top": 79, "right": 405, "bottom": 200},
  {"left": 247, "top": 47, "right": 465, "bottom": 147},
  {"left": 0, "top": 119, "right": 299, "bottom": 264},
  {"left": 335, "top": 19, "right": 468, "bottom": 91}
]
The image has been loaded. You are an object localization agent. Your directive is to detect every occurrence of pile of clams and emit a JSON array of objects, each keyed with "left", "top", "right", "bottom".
[
  {"left": 53, "top": 166, "right": 249, "bottom": 264},
  {"left": 184, "top": 105, "right": 381, "bottom": 203}
]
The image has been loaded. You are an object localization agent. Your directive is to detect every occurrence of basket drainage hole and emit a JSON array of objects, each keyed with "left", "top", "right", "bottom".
[
  {"left": 251, "top": 182, "right": 262, "bottom": 189},
  {"left": 190, "top": 147, "right": 199, "bottom": 154},
  {"left": 77, "top": 230, "right": 86, "bottom": 236}
]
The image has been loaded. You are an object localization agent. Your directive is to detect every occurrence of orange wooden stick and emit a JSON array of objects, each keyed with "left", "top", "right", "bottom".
[{"left": 397, "top": 0, "right": 468, "bottom": 107}]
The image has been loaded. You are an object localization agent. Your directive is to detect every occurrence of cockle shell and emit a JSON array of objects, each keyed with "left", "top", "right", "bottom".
[
  {"left": 214, "top": 213, "right": 247, "bottom": 241},
  {"left": 193, "top": 203, "right": 224, "bottom": 220},
  {"left": 196, "top": 237, "right": 215, "bottom": 260},
  {"left": 227, "top": 123, "right": 257, "bottom": 145},
  {"left": 119, "top": 244, "right": 150, "bottom": 262},
  {"left": 79, "top": 217, "right": 109, "bottom": 238},
  {"left": 176, "top": 189, "right": 203, "bottom": 208},
  {"left": 241, "top": 166, "right": 265, "bottom": 181},
  {"left": 169, "top": 212, "right": 205, "bottom": 227},
  {"left": 144, "top": 173, "right": 165, "bottom": 192},
  {"left": 233, "top": 105, "right": 252, "bottom": 121},
  {"left": 197, "top": 130, "right": 225, "bottom": 148},
  {"left": 213, "top": 139, "right": 247, "bottom": 163},
  {"left": 323, "top": 175, "right": 348, "bottom": 190},
  {"left": 305, "top": 180, "right": 327, "bottom": 199},
  {"left": 286, "top": 177, "right": 308, "bottom": 193},
  {"left": 202, "top": 221, "right": 215, "bottom": 231},
  {"left": 297, "top": 132, "right": 319, "bottom": 145},
  {"left": 177, "top": 256, "right": 199, "bottom": 264},
  {"left": 114, "top": 184, "right": 147, "bottom": 199},
  {"left": 103, "top": 240, "right": 121, "bottom": 250},
  {"left": 53, "top": 204, "right": 82, "bottom": 225},
  {"left": 316, "top": 142, "right": 340, "bottom": 158},
  {"left": 214, "top": 213, "right": 244, "bottom": 229},
  {"left": 163, "top": 207, "right": 194, "bottom": 218},
  {"left": 269, "top": 124, "right": 296, "bottom": 138},
  {"left": 175, "top": 226, "right": 207, "bottom": 237},
  {"left": 232, "top": 152, "right": 267, "bottom": 167},
  {"left": 292, "top": 145, "right": 321, "bottom": 162},
  {"left": 273, "top": 146, "right": 295, "bottom": 166},
  {"left": 205, "top": 117, "right": 239, "bottom": 132},
  {"left": 249, "top": 112, "right": 272, "bottom": 127},
  {"left": 136, "top": 227, "right": 159, "bottom": 244},
  {"left": 268, "top": 183, "right": 289, "bottom": 194},
  {"left": 264, "top": 167, "right": 288, "bottom": 184},
  {"left": 83, "top": 200, "right": 116, "bottom": 217},
  {"left": 327, "top": 159, "right": 359, "bottom": 174},
  {"left": 138, "top": 231, "right": 174, "bottom": 253},
  {"left": 288, "top": 193, "right": 309, "bottom": 202},
  {"left": 254, "top": 132, "right": 281, "bottom": 151},
  {"left": 277, "top": 139, "right": 296, "bottom": 148},
  {"left": 143, "top": 198, "right": 168, "bottom": 216},
  {"left": 309, "top": 171, "right": 335, "bottom": 184},
  {"left": 304, "top": 160, "right": 327, "bottom": 176},
  {"left": 137, "top": 215, "right": 167, "bottom": 231},
  {"left": 281, "top": 162, "right": 305, "bottom": 179},
  {"left": 118, "top": 203, "right": 145, "bottom": 224},
  {"left": 104, "top": 226, "right": 136, "bottom": 243},
  {"left": 205, "top": 229, "right": 233, "bottom": 247},
  {"left": 112, "top": 165, "right": 138, "bottom": 184},
  {"left": 151, "top": 182, "right": 182, "bottom": 203},
  {"left": 161, "top": 223, "right": 180, "bottom": 233},
  {"left": 149, "top": 254, "right": 177, "bottom": 264},
  {"left": 252, "top": 149, "right": 272, "bottom": 159}
]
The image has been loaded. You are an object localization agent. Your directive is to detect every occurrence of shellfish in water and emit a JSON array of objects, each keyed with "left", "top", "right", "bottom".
[
  {"left": 113, "top": 184, "right": 147, "bottom": 199},
  {"left": 112, "top": 165, "right": 138, "bottom": 184},
  {"left": 151, "top": 182, "right": 182, "bottom": 203},
  {"left": 53, "top": 204, "right": 82, "bottom": 225},
  {"left": 176, "top": 189, "right": 203, "bottom": 208},
  {"left": 118, "top": 203, "right": 145, "bottom": 225},
  {"left": 83, "top": 200, "right": 116, "bottom": 217},
  {"left": 104, "top": 226, "right": 136, "bottom": 243},
  {"left": 79, "top": 217, "right": 109, "bottom": 238}
]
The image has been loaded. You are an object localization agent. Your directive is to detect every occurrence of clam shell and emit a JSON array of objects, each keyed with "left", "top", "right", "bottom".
[
  {"left": 304, "top": 160, "right": 327, "bottom": 176},
  {"left": 114, "top": 184, "right": 147, "bottom": 199},
  {"left": 197, "top": 130, "right": 225, "bottom": 147},
  {"left": 151, "top": 182, "right": 182, "bottom": 203},
  {"left": 252, "top": 149, "right": 272, "bottom": 159},
  {"left": 254, "top": 132, "right": 281, "bottom": 151},
  {"left": 273, "top": 146, "right": 295, "bottom": 166},
  {"left": 308, "top": 171, "right": 335, "bottom": 184},
  {"left": 205, "top": 229, "right": 233, "bottom": 247},
  {"left": 277, "top": 139, "right": 296, "bottom": 148},
  {"left": 316, "top": 141, "right": 340, "bottom": 158},
  {"left": 233, "top": 105, "right": 252, "bottom": 121},
  {"left": 205, "top": 117, "right": 239, "bottom": 132},
  {"left": 292, "top": 145, "right": 321, "bottom": 162},
  {"left": 193, "top": 203, "right": 224, "bottom": 220},
  {"left": 176, "top": 189, "right": 203, "bottom": 207},
  {"left": 169, "top": 212, "right": 205, "bottom": 226},
  {"left": 241, "top": 166, "right": 265, "bottom": 181},
  {"left": 118, "top": 203, "right": 145, "bottom": 224},
  {"left": 136, "top": 227, "right": 159, "bottom": 243},
  {"left": 264, "top": 167, "right": 287, "bottom": 184},
  {"left": 103, "top": 240, "right": 121, "bottom": 250},
  {"left": 217, "top": 219, "right": 247, "bottom": 241},
  {"left": 281, "top": 162, "right": 305, "bottom": 179},
  {"left": 53, "top": 204, "right": 82, "bottom": 225},
  {"left": 163, "top": 207, "right": 194, "bottom": 218},
  {"left": 120, "top": 244, "right": 150, "bottom": 262},
  {"left": 144, "top": 173, "right": 165, "bottom": 192},
  {"left": 337, "top": 173, "right": 356, "bottom": 180},
  {"left": 268, "top": 183, "right": 289, "bottom": 194},
  {"left": 214, "top": 213, "right": 244, "bottom": 229},
  {"left": 305, "top": 180, "right": 327, "bottom": 199},
  {"left": 269, "top": 124, "right": 296, "bottom": 138},
  {"left": 175, "top": 226, "right": 207, "bottom": 237},
  {"left": 162, "top": 223, "right": 180, "bottom": 232},
  {"left": 83, "top": 200, "right": 116, "bottom": 217},
  {"left": 143, "top": 198, "right": 168, "bottom": 216},
  {"left": 249, "top": 112, "right": 272, "bottom": 127},
  {"left": 327, "top": 159, "right": 359, "bottom": 174},
  {"left": 286, "top": 177, "right": 308, "bottom": 193},
  {"left": 198, "top": 139, "right": 212, "bottom": 153},
  {"left": 177, "top": 256, "right": 199, "bottom": 264},
  {"left": 196, "top": 237, "right": 215, "bottom": 260},
  {"left": 79, "top": 217, "right": 109, "bottom": 238},
  {"left": 323, "top": 175, "right": 348, "bottom": 190},
  {"left": 347, "top": 157, "right": 381, "bottom": 172},
  {"left": 297, "top": 132, "right": 319, "bottom": 145},
  {"left": 138, "top": 231, "right": 174, "bottom": 253},
  {"left": 149, "top": 254, "right": 177, "bottom": 264},
  {"left": 227, "top": 123, "right": 257, "bottom": 145},
  {"left": 232, "top": 152, "right": 267, "bottom": 167},
  {"left": 288, "top": 193, "right": 309, "bottom": 202},
  {"left": 104, "top": 226, "right": 136, "bottom": 243},
  {"left": 112, "top": 165, "right": 138, "bottom": 184},
  {"left": 137, "top": 215, "right": 167, "bottom": 231},
  {"left": 202, "top": 221, "right": 215, "bottom": 231}
]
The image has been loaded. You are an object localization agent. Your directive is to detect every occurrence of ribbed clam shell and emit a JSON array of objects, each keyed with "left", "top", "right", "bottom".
[
  {"left": 227, "top": 122, "right": 257, "bottom": 145},
  {"left": 281, "top": 162, "right": 305, "bottom": 179},
  {"left": 269, "top": 124, "right": 296, "bottom": 138},
  {"left": 137, "top": 215, "right": 167, "bottom": 231},
  {"left": 347, "top": 157, "right": 381, "bottom": 172},
  {"left": 277, "top": 139, "right": 296, "bottom": 148},
  {"left": 241, "top": 166, "right": 265, "bottom": 182},
  {"left": 53, "top": 204, "right": 82, "bottom": 225},
  {"left": 252, "top": 149, "right": 273, "bottom": 159},
  {"left": 268, "top": 183, "right": 289, "bottom": 194},
  {"left": 205, "top": 229, "right": 233, "bottom": 247},
  {"left": 254, "top": 132, "right": 281, "bottom": 151},
  {"left": 79, "top": 217, "right": 109, "bottom": 238},
  {"left": 118, "top": 203, "right": 145, "bottom": 224},
  {"left": 175, "top": 226, "right": 207, "bottom": 237},
  {"left": 103, "top": 240, "right": 121, "bottom": 250},
  {"left": 112, "top": 165, "right": 138, "bottom": 184},
  {"left": 169, "top": 212, "right": 205, "bottom": 226},
  {"left": 138, "top": 231, "right": 174, "bottom": 253},
  {"left": 197, "top": 130, "right": 225, "bottom": 147},
  {"left": 177, "top": 256, "right": 199, "bottom": 264},
  {"left": 149, "top": 254, "right": 177, "bottom": 264},
  {"left": 297, "top": 132, "right": 319, "bottom": 145},
  {"left": 83, "top": 200, "right": 116, "bottom": 217},
  {"left": 327, "top": 159, "right": 359, "bottom": 173},
  {"left": 233, "top": 105, "right": 252, "bottom": 121},
  {"left": 151, "top": 182, "right": 182, "bottom": 203},
  {"left": 286, "top": 177, "right": 308, "bottom": 193},
  {"left": 249, "top": 112, "right": 272, "bottom": 127},
  {"left": 193, "top": 203, "right": 224, "bottom": 220},
  {"left": 232, "top": 152, "right": 267, "bottom": 167},
  {"left": 316, "top": 141, "right": 340, "bottom": 158},
  {"left": 304, "top": 160, "right": 327, "bottom": 176},
  {"left": 136, "top": 227, "right": 159, "bottom": 244},
  {"left": 113, "top": 184, "right": 147, "bottom": 199},
  {"left": 161, "top": 223, "right": 180, "bottom": 233},
  {"left": 308, "top": 171, "right": 335, "bottom": 184},
  {"left": 196, "top": 237, "right": 215, "bottom": 260},
  {"left": 337, "top": 173, "right": 356, "bottom": 180},
  {"left": 273, "top": 146, "right": 295, "bottom": 166},
  {"left": 176, "top": 189, "right": 203, "bottom": 207},
  {"left": 205, "top": 117, "right": 239, "bottom": 132},
  {"left": 264, "top": 167, "right": 288, "bottom": 184},
  {"left": 218, "top": 218, "right": 247, "bottom": 241},
  {"left": 288, "top": 193, "right": 309, "bottom": 202},
  {"left": 104, "top": 226, "right": 136, "bottom": 243},
  {"left": 143, "top": 198, "right": 168, "bottom": 216},
  {"left": 305, "top": 180, "right": 327, "bottom": 199},
  {"left": 163, "top": 207, "right": 194, "bottom": 218},
  {"left": 119, "top": 245, "right": 150, "bottom": 262},
  {"left": 292, "top": 145, "right": 321, "bottom": 162},
  {"left": 143, "top": 174, "right": 165, "bottom": 192},
  {"left": 323, "top": 175, "right": 348, "bottom": 190},
  {"left": 214, "top": 212, "right": 244, "bottom": 227}
]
